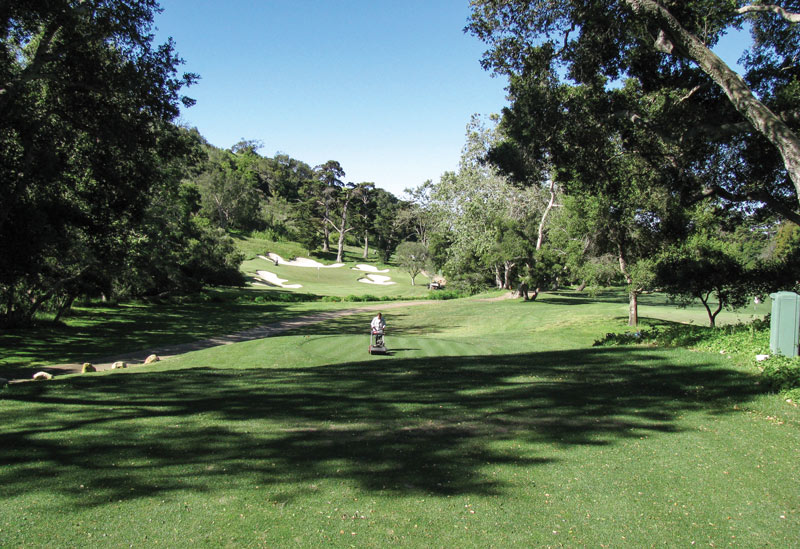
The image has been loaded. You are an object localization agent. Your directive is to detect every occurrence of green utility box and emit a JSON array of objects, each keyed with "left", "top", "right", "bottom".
[{"left": 769, "top": 291, "right": 800, "bottom": 357}]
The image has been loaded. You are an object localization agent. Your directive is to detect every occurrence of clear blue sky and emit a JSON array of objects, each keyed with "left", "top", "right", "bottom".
[
  {"left": 154, "top": 0, "right": 507, "bottom": 196},
  {"left": 154, "top": 1, "right": 750, "bottom": 197}
]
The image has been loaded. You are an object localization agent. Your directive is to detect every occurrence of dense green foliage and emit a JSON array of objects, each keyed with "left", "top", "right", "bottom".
[
  {"left": 0, "top": 1, "right": 247, "bottom": 325},
  {"left": 468, "top": 0, "right": 800, "bottom": 216}
]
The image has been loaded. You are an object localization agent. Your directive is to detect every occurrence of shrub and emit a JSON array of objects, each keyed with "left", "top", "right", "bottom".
[
  {"left": 427, "top": 290, "right": 465, "bottom": 300},
  {"left": 761, "top": 359, "right": 800, "bottom": 393}
]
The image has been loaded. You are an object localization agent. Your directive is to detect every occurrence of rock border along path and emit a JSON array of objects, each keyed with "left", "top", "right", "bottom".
[{"left": 36, "top": 300, "right": 436, "bottom": 378}]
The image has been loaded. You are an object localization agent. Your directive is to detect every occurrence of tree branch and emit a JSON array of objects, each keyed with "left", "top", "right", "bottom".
[
  {"left": 0, "top": 21, "right": 63, "bottom": 114},
  {"left": 736, "top": 4, "right": 800, "bottom": 23},
  {"left": 698, "top": 184, "right": 800, "bottom": 225},
  {"left": 625, "top": 0, "right": 800, "bottom": 206}
]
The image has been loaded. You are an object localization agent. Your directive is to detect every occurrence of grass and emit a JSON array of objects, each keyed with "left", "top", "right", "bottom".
[
  {"left": 0, "top": 288, "right": 348, "bottom": 377},
  {"left": 241, "top": 255, "right": 433, "bottom": 299},
  {"left": 2, "top": 279, "right": 799, "bottom": 545}
]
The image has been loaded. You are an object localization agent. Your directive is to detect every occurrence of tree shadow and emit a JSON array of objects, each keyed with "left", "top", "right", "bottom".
[
  {"left": 0, "top": 298, "right": 355, "bottom": 375},
  {"left": 0, "top": 346, "right": 764, "bottom": 507}
]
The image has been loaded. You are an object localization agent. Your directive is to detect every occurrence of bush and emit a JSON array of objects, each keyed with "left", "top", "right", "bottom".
[
  {"left": 447, "top": 272, "right": 489, "bottom": 296},
  {"left": 761, "top": 359, "right": 800, "bottom": 393},
  {"left": 427, "top": 290, "right": 465, "bottom": 300}
]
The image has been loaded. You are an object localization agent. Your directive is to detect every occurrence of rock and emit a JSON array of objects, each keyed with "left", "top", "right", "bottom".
[
  {"left": 756, "top": 354, "right": 770, "bottom": 362},
  {"left": 0, "top": 377, "right": 8, "bottom": 387},
  {"left": 33, "top": 371, "right": 53, "bottom": 380},
  {"left": 144, "top": 354, "right": 160, "bottom": 364},
  {"left": 111, "top": 361, "right": 127, "bottom": 369},
  {"left": 82, "top": 363, "right": 96, "bottom": 373}
]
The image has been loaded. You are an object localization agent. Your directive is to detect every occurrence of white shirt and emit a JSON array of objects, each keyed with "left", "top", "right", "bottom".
[{"left": 371, "top": 316, "right": 385, "bottom": 332}]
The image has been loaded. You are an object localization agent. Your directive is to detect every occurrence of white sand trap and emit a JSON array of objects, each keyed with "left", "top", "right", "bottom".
[
  {"left": 260, "top": 253, "right": 344, "bottom": 268},
  {"left": 358, "top": 274, "right": 396, "bottom": 285},
  {"left": 255, "top": 270, "right": 303, "bottom": 289},
  {"left": 352, "top": 263, "right": 390, "bottom": 273}
]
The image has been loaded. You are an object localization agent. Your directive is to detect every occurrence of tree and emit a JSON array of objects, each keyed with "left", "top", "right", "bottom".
[
  {"left": 468, "top": 1, "right": 800, "bottom": 221},
  {"left": 0, "top": 0, "right": 196, "bottom": 326},
  {"left": 195, "top": 147, "right": 263, "bottom": 230},
  {"left": 656, "top": 237, "right": 751, "bottom": 327},
  {"left": 371, "top": 189, "right": 407, "bottom": 263},
  {"left": 313, "top": 160, "right": 346, "bottom": 253},
  {"left": 352, "top": 182, "right": 377, "bottom": 258},
  {"left": 395, "top": 241, "right": 429, "bottom": 286},
  {"left": 399, "top": 180, "right": 437, "bottom": 247},
  {"left": 328, "top": 182, "right": 359, "bottom": 264}
]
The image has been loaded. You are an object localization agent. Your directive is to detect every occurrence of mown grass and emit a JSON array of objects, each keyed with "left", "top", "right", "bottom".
[
  {"left": 0, "top": 288, "right": 347, "bottom": 377},
  {"left": 2, "top": 293, "right": 799, "bottom": 546},
  {"left": 241, "top": 255, "right": 432, "bottom": 299}
]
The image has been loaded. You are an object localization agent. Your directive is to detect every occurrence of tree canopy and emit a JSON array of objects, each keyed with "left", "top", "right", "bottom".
[
  {"left": 0, "top": 0, "right": 200, "bottom": 325},
  {"left": 468, "top": 0, "right": 800, "bottom": 221}
]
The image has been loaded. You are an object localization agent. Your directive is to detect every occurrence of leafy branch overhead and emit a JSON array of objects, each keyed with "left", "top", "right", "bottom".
[{"left": 467, "top": 0, "right": 800, "bottom": 220}]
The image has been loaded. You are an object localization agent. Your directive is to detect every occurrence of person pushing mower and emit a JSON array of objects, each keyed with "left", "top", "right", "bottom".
[{"left": 369, "top": 312, "right": 387, "bottom": 354}]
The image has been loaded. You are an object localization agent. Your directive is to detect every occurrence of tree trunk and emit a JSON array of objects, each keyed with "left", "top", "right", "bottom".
[
  {"left": 626, "top": 0, "right": 800, "bottom": 207},
  {"left": 53, "top": 294, "right": 77, "bottom": 323},
  {"left": 699, "top": 292, "right": 723, "bottom": 328},
  {"left": 322, "top": 226, "right": 330, "bottom": 253},
  {"left": 577, "top": 280, "right": 587, "bottom": 292},
  {"left": 628, "top": 289, "right": 639, "bottom": 327},
  {"left": 332, "top": 198, "right": 352, "bottom": 263},
  {"left": 363, "top": 234, "right": 369, "bottom": 259},
  {"left": 336, "top": 230, "right": 346, "bottom": 263},
  {"left": 617, "top": 240, "right": 639, "bottom": 326},
  {"left": 494, "top": 265, "right": 503, "bottom": 289},
  {"left": 503, "top": 261, "right": 514, "bottom": 290},
  {"left": 537, "top": 180, "right": 557, "bottom": 250}
]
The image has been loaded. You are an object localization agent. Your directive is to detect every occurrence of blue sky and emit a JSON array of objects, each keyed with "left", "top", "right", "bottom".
[
  {"left": 154, "top": 0, "right": 506, "bottom": 196},
  {"left": 154, "top": 1, "right": 750, "bottom": 197}
]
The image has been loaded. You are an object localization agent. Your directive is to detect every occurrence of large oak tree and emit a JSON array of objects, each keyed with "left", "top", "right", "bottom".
[
  {"left": 0, "top": 0, "right": 196, "bottom": 325},
  {"left": 468, "top": 0, "right": 800, "bottom": 221}
]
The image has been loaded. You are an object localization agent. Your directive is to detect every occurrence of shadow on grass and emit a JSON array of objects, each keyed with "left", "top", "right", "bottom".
[
  {"left": 538, "top": 289, "right": 680, "bottom": 308},
  {"left": 0, "top": 295, "right": 343, "bottom": 374},
  {"left": 0, "top": 345, "right": 764, "bottom": 507}
]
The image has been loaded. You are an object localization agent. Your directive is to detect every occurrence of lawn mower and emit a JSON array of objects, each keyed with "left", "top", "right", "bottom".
[{"left": 369, "top": 329, "right": 388, "bottom": 355}]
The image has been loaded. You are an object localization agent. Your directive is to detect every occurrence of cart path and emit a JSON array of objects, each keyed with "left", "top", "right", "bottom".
[{"left": 33, "top": 300, "right": 437, "bottom": 378}]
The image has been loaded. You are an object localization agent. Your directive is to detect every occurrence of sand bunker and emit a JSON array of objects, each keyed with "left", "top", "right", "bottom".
[
  {"left": 358, "top": 274, "right": 396, "bottom": 285},
  {"left": 260, "top": 253, "right": 344, "bottom": 268},
  {"left": 255, "top": 270, "right": 303, "bottom": 289},
  {"left": 352, "top": 263, "right": 390, "bottom": 273}
]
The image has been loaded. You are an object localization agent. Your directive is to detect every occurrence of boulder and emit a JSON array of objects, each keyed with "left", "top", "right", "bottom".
[
  {"left": 144, "top": 354, "right": 160, "bottom": 364},
  {"left": 111, "top": 361, "right": 127, "bottom": 369},
  {"left": 82, "top": 363, "right": 96, "bottom": 373},
  {"left": 33, "top": 371, "right": 53, "bottom": 380},
  {"left": 0, "top": 377, "right": 8, "bottom": 387}
]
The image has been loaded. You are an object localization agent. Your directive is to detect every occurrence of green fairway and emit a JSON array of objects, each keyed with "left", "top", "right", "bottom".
[{"left": 2, "top": 292, "right": 798, "bottom": 547}]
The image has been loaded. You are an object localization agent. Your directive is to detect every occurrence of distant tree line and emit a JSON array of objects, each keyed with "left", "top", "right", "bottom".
[{"left": 184, "top": 137, "right": 416, "bottom": 265}]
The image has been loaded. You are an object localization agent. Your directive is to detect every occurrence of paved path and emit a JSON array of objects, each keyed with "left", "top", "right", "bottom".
[{"left": 35, "top": 300, "right": 436, "bottom": 378}]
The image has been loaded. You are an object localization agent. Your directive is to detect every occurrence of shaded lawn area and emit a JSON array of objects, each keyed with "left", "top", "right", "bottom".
[
  {"left": 2, "top": 345, "right": 798, "bottom": 546},
  {"left": 0, "top": 293, "right": 349, "bottom": 376}
]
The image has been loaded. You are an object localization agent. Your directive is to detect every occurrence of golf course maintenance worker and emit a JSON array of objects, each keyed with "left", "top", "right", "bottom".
[{"left": 371, "top": 312, "right": 385, "bottom": 333}]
